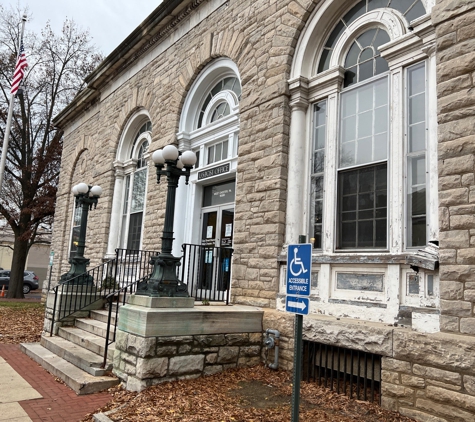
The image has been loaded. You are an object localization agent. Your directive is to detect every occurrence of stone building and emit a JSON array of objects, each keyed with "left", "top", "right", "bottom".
[{"left": 45, "top": 0, "right": 475, "bottom": 419}]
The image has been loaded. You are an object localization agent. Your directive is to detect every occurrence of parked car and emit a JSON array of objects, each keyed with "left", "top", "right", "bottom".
[{"left": 0, "top": 270, "right": 39, "bottom": 294}]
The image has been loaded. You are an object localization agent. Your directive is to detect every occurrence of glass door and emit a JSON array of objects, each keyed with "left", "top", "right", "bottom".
[{"left": 199, "top": 206, "right": 234, "bottom": 294}]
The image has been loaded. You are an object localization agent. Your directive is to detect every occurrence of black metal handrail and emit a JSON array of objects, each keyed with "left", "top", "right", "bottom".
[
  {"left": 50, "top": 248, "right": 157, "bottom": 336},
  {"left": 102, "top": 274, "right": 150, "bottom": 368},
  {"left": 181, "top": 243, "right": 233, "bottom": 305}
]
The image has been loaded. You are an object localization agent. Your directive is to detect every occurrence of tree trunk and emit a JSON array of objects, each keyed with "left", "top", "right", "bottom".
[{"left": 6, "top": 235, "right": 29, "bottom": 299}]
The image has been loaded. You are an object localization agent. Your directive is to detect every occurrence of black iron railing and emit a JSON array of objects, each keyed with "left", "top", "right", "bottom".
[
  {"left": 303, "top": 340, "right": 381, "bottom": 403},
  {"left": 50, "top": 245, "right": 233, "bottom": 367},
  {"left": 181, "top": 243, "right": 233, "bottom": 304},
  {"left": 50, "top": 248, "right": 157, "bottom": 336}
]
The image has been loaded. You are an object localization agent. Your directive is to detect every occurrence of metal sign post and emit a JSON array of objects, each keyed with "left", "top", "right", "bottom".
[{"left": 287, "top": 235, "right": 312, "bottom": 422}]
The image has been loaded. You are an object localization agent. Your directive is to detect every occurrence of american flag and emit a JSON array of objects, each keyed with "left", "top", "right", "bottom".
[{"left": 10, "top": 42, "right": 27, "bottom": 96}]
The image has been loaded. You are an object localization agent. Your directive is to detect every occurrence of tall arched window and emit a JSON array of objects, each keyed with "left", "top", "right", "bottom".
[
  {"left": 120, "top": 125, "right": 150, "bottom": 250},
  {"left": 286, "top": 0, "right": 437, "bottom": 318},
  {"left": 106, "top": 115, "right": 151, "bottom": 256}
]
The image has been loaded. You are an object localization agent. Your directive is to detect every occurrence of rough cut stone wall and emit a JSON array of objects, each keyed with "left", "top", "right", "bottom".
[
  {"left": 113, "top": 330, "right": 262, "bottom": 392},
  {"left": 50, "top": 0, "right": 319, "bottom": 308},
  {"left": 434, "top": 0, "right": 475, "bottom": 334}
]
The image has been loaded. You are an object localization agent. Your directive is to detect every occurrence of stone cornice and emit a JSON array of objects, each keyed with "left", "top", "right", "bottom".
[{"left": 53, "top": 0, "right": 206, "bottom": 128}]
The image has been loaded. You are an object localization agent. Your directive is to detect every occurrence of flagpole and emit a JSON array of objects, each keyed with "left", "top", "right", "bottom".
[{"left": 0, "top": 14, "right": 27, "bottom": 193}]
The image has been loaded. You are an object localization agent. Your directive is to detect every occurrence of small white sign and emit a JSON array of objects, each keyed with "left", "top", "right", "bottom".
[
  {"left": 225, "top": 223, "right": 232, "bottom": 237},
  {"left": 206, "top": 226, "right": 213, "bottom": 239}
]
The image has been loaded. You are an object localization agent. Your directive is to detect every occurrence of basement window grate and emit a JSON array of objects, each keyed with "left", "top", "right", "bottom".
[{"left": 303, "top": 340, "right": 381, "bottom": 403}]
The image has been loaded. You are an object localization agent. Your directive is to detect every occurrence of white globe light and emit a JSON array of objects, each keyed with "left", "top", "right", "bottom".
[
  {"left": 152, "top": 149, "right": 165, "bottom": 165},
  {"left": 76, "top": 182, "right": 89, "bottom": 194},
  {"left": 176, "top": 157, "right": 184, "bottom": 169},
  {"left": 162, "top": 144, "right": 179, "bottom": 161},
  {"left": 181, "top": 150, "right": 197, "bottom": 166},
  {"left": 90, "top": 185, "right": 103, "bottom": 197},
  {"left": 72, "top": 185, "right": 79, "bottom": 195}
]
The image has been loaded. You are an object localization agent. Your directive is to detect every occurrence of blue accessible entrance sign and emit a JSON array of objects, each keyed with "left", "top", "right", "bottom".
[
  {"left": 286, "top": 243, "right": 312, "bottom": 296},
  {"left": 286, "top": 243, "right": 312, "bottom": 315}
]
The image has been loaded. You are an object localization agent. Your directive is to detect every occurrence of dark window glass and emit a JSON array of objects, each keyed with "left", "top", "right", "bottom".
[
  {"left": 338, "top": 163, "right": 387, "bottom": 249},
  {"left": 127, "top": 212, "right": 143, "bottom": 250}
]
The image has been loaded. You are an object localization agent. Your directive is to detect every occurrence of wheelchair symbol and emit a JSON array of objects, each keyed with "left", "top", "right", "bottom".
[{"left": 289, "top": 247, "right": 308, "bottom": 277}]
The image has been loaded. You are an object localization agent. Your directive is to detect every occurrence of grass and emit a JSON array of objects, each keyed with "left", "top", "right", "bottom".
[{"left": 0, "top": 301, "right": 45, "bottom": 310}]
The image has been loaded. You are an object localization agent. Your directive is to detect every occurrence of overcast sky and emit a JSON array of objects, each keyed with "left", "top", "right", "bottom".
[{"left": 22, "top": 1, "right": 163, "bottom": 56}]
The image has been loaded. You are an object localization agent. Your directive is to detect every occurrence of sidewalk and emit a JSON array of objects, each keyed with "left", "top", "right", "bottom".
[{"left": 0, "top": 344, "right": 112, "bottom": 422}]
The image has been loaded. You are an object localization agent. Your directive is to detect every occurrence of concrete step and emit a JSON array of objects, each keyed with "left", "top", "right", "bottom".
[
  {"left": 40, "top": 335, "right": 111, "bottom": 375},
  {"left": 75, "top": 318, "right": 116, "bottom": 339},
  {"left": 20, "top": 342, "right": 119, "bottom": 395},
  {"left": 58, "top": 326, "right": 115, "bottom": 361},
  {"left": 90, "top": 309, "right": 118, "bottom": 325}
]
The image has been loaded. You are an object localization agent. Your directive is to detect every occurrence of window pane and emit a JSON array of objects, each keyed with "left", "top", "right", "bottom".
[
  {"left": 390, "top": 0, "right": 417, "bottom": 15},
  {"left": 310, "top": 100, "right": 327, "bottom": 249},
  {"left": 359, "top": 60, "right": 374, "bottom": 82},
  {"left": 358, "top": 111, "right": 373, "bottom": 138},
  {"left": 375, "top": 56, "right": 389, "bottom": 75},
  {"left": 368, "top": 0, "right": 390, "bottom": 10},
  {"left": 360, "top": 48, "right": 373, "bottom": 62},
  {"left": 223, "top": 140, "right": 229, "bottom": 159},
  {"left": 341, "top": 141, "right": 356, "bottom": 167},
  {"left": 358, "top": 85, "right": 373, "bottom": 112},
  {"left": 131, "top": 169, "right": 146, "bottom": 213},
  {"left": 410, "top": 93, "right": 426, "bottom": 124},
  {"left": 345, "top": 42, "right": 361, "bottom": 68},
  {"left": 405, "top": 1, "right": 426, "bottom": 23},
  {"left": 215, "top": 142, "right": 222, "bottom": 161},
  {"left": 357, "top": 28, "right": 377, "bottom": 48},
  {"left": 340, "top": 77, "right": 388, "bottom": 168},
  {"left": 318, "top": 49, "right": 331, "bottom": 73},
  {"left": 374, "top": 29, "right": 391, "bottom": 52},
  {"left": 208, "top": 145, "right": 215, "bottom": 164},
  {"left": 127, "top": 212, "right": 143, "bottom": 250},
  {"left": 409, "top": 63, "right": 425, "bottom": 96},
  {"left": 342, "top": 91, "right": 357, "bottom": 118},
  {"left": 409, "top": 122, "right": 426, "bottom": 152},
  {"left": 338, "top": 164, "right": 387, "bottom": 249},
  {"left": 314, "top": 150, "right": 325, "bottom": 173},
  {"left": 411, "top": 216, "right": 427, "bottom": 247},
  {"left": 342, "top": 115, "right": 356, "bottom": 142},
  {"left": 343, "top": 1, "right": 367, "bottom": 26},
  {"left": 356, "top": 137, "right": 372, "bottom": 164}
]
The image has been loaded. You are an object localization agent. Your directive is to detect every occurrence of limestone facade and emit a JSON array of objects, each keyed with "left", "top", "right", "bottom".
[{"left": 49, "top": 0, "right": 475, "bottom": 420}]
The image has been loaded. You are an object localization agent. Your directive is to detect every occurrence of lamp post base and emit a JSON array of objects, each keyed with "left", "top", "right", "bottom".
[
  {"left": 136, "top": 254, "right": 189, "bottom": 297},
  {"left": 60, "top": 256, "right": 93, "bottom": 285}
]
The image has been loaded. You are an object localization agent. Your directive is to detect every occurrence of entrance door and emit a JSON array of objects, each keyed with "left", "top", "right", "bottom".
[{"left": 199, "top": 206, "right": 234, "bottom": 295}]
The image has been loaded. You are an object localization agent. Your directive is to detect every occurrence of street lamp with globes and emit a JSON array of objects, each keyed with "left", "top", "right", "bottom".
[
  {"left": 60, "top": 183, "right": 102, "bottom": 285},
  {"left": 136, "top": 144, "right": 197, "bottom": 297}
]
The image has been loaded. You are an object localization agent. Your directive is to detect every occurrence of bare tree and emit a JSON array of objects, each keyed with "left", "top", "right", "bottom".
[{"left": 0, "top": 4, "right": 103, "bottom": 298}]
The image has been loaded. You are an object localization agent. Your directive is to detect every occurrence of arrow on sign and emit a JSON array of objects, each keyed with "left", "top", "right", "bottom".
[{"left": 288, "top": 299, "right": 307, "bottom": 310}]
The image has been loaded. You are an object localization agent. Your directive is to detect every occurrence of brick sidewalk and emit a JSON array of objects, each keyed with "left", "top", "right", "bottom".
[{"left": 0, "top": 344, "right": 112, "bottom": 422}]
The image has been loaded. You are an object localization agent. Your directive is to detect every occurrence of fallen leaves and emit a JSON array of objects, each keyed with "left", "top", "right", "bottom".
[
  {"left": 81, "top": 365, "right": 415, "bottom": 422},
  {"left": 0, "top": 303, "right": 44, "bottom": 344}
]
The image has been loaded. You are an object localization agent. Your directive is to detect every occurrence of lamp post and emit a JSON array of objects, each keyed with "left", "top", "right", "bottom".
[
  {"left": 136, "top": 144, "right": 197, "bottom": 297},
  {"left": 60, "top": 183, "right": 102, "bottom": 285}
]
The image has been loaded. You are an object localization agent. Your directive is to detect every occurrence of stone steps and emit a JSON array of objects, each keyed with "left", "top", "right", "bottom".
[
  {"left": 21, "top": 304, "right": 120, "bottom": 395},
  {"left": 20, "top": 342, "right": 119, "bottom": 395},
  {"left": 76, "top": 317, "right": 116, "bottom": 338},
  {"left": 40, "top": 335, "right": 111, "bottom": 375},
  {"left": 58, "top": 326, "right": 116, "bottom": 361},
  {"left": 90, "top": 309, "right": 118, "bottom": 325}
]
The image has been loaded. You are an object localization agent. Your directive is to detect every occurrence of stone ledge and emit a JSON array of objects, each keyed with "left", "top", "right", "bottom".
[{"left": 118, "top": 304, "right": 263, "bottom": 337}]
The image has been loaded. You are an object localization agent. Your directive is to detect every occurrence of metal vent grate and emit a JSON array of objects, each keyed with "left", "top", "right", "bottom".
[{"left": 303, "top": 340, "right": 381, "bottom": 403}]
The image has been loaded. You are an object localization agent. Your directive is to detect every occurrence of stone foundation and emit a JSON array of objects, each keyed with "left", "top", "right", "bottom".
[{"left": 113, "top": 330, "right": 262, "bottom": 392}]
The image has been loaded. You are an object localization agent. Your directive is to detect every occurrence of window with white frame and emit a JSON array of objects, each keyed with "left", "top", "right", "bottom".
[
  {"left": 69, "top": 205, "right": 82, "bottom": 257},
  {"left": 120, "top": 122, "right": 150, "bottom": 250},
  {"left": 305, "top": 0, "right": 434, "bottom": 253}
]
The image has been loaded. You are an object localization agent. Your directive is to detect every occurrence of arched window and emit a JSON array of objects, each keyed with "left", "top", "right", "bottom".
[
  {"left": 106, "top": 116, "right": 152, "bottom": 256},
  {"left": 120, "top": 125, "right": 150, "bottom": 250},
  {"left": 286, "top": 0, "right": 437, "bottom": 320}
]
